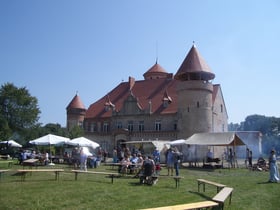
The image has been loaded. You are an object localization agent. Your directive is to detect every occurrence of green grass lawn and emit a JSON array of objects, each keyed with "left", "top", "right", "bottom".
[{"left": 0, "top": 161, "right": 279, "bottom": 210}]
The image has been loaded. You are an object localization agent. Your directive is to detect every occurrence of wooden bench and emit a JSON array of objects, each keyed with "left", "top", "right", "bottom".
[
  {"left": 71, "top": 170, "right": 119, "bottom": 183},
  {"left": 173, "top": 176, "right": 184, "bottom": 188},
  {"left": 139, "top": 200, "right": 218, "bottom": 210},
  {"left": 0, "top": 160, "right": 13, "bottom": 167},
  {"left": 0, "top": 169, "right": 9, "bottom": 180},
  {"left": 158, "top": 175, "right": 184, "bottom": 188},
  {"left": 212, "top": 187, "right": 233, "bottom": 210},
  {"left": 17, "top": 169, "right": 64, "bottom": 181},
  {"left": 197, "top": 179, "right": 226, "bottom": 193}
]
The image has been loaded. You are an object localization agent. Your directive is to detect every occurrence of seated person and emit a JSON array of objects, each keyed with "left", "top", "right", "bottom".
[
  {"left": 140, "top": 156, "right": 157, "bottom": 185},
  {"left": 119, "top": 155, "right": 131, "bottom": 174},
  {"left": 206, "top": 149, "right": 220, "bottom": 163},
  {"left": 129, "top": 153, "right": 139, "bottom": 174}
]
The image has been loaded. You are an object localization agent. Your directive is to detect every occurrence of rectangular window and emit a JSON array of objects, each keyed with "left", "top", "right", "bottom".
[
  {"left": 128, "top": 121, "right": 133, "bottom": 132},
  {"left": 103, "top": 122, "right": 109, "bottom": 132},
  {"left": 174, "top": 121, "right": 177, "bottom": 131},
  {"left": 139, "top": 121, "right": 144, "bottom": 132},
  {"left": 155, "top": 120, "right": 161, "bottom": 131},
  {"left": 117, "top": 121, "right": 122, "bottom": 129},
  {"left": 90, "top": 123, "right": 94, "bottom": 132}
]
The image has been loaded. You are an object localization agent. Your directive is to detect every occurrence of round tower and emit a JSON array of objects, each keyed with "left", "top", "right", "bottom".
[
  {"left": 66, "top": 93, "right": 86, "bottom": 130},
  {"left": 174, "top": 44, "right": 215, "bottom": 138}
]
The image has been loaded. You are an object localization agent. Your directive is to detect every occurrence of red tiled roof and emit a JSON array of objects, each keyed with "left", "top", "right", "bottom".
[
  {"left": 143, "top": 62, "right": 169, "bottom": 80},
  {"left": 85, "top": 77, "right": 178, "bottom": 119},
  {"left": 84, "top": 45, "right": 219, "bottom": 120},
  {"left": 67, "top": 94, "right": 86, "bottom": 110},
  {"left": 175, "top": 45, "right": 215, "bottom": 81}
]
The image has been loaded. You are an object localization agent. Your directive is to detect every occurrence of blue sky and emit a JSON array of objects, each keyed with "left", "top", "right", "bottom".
[{"left": 1, "top": 1, "right": 279, "bottom": 126}]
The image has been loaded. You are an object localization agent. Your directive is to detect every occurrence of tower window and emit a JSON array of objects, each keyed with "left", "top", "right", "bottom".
[
  {"left": 197, "top": 101, "right": 200, "bottom": 108},
  {"left": 220, "top": 104, "right": 223, "bottom": 113}
]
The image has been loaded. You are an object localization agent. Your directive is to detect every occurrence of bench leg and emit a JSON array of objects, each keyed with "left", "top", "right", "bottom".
[
  {"left": 55, "top": 172, "right": 59, "bottom": 181},
  {"left": 174, "top": 178, "right": 180, "bottom": 188},
  {"left": 21, "top": 172, "right": 27, "bottom": 182},
  {"left": 229, "top": 192, "right": 232, "bottom": 205},
  {"left": 110, "top": 175, "right": 114, "bottom": 184},
  {"left": 74, "top": 172, "right": 78, "bottom": 181}
]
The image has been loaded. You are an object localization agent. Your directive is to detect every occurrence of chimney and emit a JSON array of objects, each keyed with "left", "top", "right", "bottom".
[{"left": 129, "top": 76, "right": 135, "bottom": 90}]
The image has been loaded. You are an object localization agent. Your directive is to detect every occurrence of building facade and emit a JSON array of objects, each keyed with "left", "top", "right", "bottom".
[{"left": 66, "top": 44, "right": 228, "bottom": 153}]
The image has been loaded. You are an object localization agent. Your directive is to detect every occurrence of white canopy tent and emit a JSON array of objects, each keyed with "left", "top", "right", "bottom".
[
  {"left": 185, "top": 132, "right": 246, "bottom": 146},
  {"left": 183, "top": 132, "right": 247, "bottom": 163},
  {"left": 0, "top": 140, "right": 22, "bottom": 148},
  {"left": 167, "top": 139, "right": 187, "bottom": 146}
]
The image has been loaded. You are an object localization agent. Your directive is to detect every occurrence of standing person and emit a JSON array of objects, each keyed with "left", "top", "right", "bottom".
[
  {"left": 112, "top": 148, "right": 118, "bottom": 163},
  {"left": 228, "top": 148, "right": 233, "bottom": 168},
  {"left": 80, "top": 148, "right": 88, "bottom": 171},
  {"left": 248, "top": 150, "right": 253, "bottom": 168},
  {"left": 245, "top": 148, "right": 249, "bottom": 168},
  {"left": 153, "top": 148, "right": 160, "bottom": 163},
  {"left": 44, "top": 152, "right": 49, "bottom": 165},
  {"left": 166, "top": 148, "right": 174, "bottom": 176},
  {"left": 173, "top": 147, "right": 182, "bottom": 176},
  {"left": 268, "top": 149, "right": 280, "bottom": 183}
]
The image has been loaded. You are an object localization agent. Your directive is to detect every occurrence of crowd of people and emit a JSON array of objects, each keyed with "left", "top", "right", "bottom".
[{"left": 16, "top": 143, "right": 280, "bottom": 184}]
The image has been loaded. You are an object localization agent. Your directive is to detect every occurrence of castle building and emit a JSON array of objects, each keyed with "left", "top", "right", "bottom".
[{"left": 66, "top": 44, "right": 228, "bottom": 152}]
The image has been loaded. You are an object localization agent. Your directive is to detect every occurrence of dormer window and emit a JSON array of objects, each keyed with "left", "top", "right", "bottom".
[
  {"left": 104, "top": 95, "right": 115, "bottom": 111},
  {"left": 162, "top": 90, "right": 172, "bottom": 108},
  {"left": 163, "top": 100, "right": 169, "bottom": 108}
]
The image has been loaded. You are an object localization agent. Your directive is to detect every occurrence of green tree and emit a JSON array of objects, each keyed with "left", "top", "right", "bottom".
[
  {"left": 68, "top": 125, "right": 84, "bottom": 139},
  {"left": 0, "top": 83, "right": 41, "bottom": 140}
]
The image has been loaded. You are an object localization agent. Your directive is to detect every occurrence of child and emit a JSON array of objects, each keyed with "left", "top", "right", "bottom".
[{"left": 155, "top": 162, "right": 161, "bottom": 175}]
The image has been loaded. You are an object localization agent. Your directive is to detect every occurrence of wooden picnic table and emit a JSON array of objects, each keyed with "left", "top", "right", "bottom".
[{"left": 22, "top": 159, "right": 39, "bottom": 169}]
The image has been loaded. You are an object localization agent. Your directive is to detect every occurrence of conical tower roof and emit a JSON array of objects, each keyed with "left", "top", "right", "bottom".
[
  {"left": 143, "top": 62, "right": 169, "bottom": 80},
  {"left": 66, "top": 94, "right": 86, "bottom": 110},
  {"left": 175, "top": 45, "right": 215, "bottom": 81}
]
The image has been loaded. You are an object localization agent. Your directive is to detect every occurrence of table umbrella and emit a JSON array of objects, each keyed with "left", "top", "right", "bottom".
[
  {"left": 67, "top": 137, "right": 100, "bottom": 149},
  {"left": 29, "top": 134, "right": 69, "bottom": 146},
  {"left": 29, "top": 134, "right": 70, "bottom": 165},
  {"left": 0, "top": 140, "right": 22, "bottom": 148}
]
